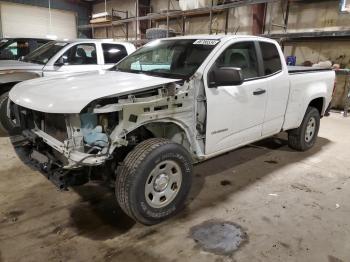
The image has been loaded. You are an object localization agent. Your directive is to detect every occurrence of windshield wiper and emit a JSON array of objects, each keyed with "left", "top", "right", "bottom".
[
  {"left": 116, "top": 68, "right": 184, "bottom": 79},
  {"left": 141, "top": 70, "right": 184, "bottom": 79},
  {"left": 23, "top": 58, "right": 41, "bottom": 64}
]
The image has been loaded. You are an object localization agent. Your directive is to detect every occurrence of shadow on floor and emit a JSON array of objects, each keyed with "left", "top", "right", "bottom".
[
  {"left": 68, "top": 184, "right": 136, "bottom": 240},
  {"left": 8, "top": 132, "right": 331, "bottom": 240},
  {"left": 184, "top": 134, "right": 330, "bottom": 215},
  {"left": 0, "top": 128, "right": 7, "bottom": 137}
]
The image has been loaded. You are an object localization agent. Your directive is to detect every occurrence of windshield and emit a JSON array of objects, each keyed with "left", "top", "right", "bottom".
[
  {"left": 116, "top": 39, "right": 219, "bottom": 79},
  {"left": 22, "top": 41, "right": 68, "bottom": 65}
]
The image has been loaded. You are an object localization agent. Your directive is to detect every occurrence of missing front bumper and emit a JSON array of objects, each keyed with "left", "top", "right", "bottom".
[{"left": 20, "top": 129, "right": 109, "bottom": 168}]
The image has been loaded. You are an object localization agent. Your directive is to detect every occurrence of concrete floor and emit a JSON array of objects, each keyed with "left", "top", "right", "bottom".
[{"left": 0, "top": 113, "right": 349, "bottom": 262}]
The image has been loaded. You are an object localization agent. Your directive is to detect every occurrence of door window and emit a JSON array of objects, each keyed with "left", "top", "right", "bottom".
[
  {"left": 0, "top": 40, "right": 30, "bottom": 59},
  {"left": 215, "top": 42, "right": 259, "bottom": 80},
  {"left": 259, "top": 42, "right": 282, "bottom": 76},
  {"left": 61, "top": 44, "right": 97, "bottom": 65},
  {"left": 102, "top": 43, "right": 128, "bottom": 64}
]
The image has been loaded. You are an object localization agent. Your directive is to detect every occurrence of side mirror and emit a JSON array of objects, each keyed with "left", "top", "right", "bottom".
[
  {"left": 208, "top": 67, "right": 244, "bottom": 88},
  {"left": 55, "top": 56, "right": 67, "bottom": 67}
]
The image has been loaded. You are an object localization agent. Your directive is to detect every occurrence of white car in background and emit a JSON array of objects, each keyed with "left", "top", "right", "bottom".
[{"left": 0, "top": 39, "right": 136, "bottom": 133}]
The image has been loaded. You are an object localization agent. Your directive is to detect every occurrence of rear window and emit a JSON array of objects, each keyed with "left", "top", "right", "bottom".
[
  {"left": 102, "top": 43, "right": 128, "bottom": 64},
  {"left": 259, "top": 42, "right": 282, "bottom": 76}
]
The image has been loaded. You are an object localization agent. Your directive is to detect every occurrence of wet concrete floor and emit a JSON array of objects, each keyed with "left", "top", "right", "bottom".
[{"left": 0, "top": 113, "right": 350, "bottom": 262}]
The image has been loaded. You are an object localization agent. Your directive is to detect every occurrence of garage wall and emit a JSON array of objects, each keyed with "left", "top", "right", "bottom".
[
  {"left": 264, "top": 1, "right": 350, "bottom": 67},
  {"left": 0, "top": 0, "right": 91, "bottom": 38},
  {"left": 92, "top": 1, "right": 137, "bottom": 39},
  {"left": 264, "top": 1, "right": 350, "bottom": 110},
  {"left": 265, "top": 1, "right": 350, "bottom": 34},
  {"left": 0, "top": 0, "right": 90, "bottom": 26},
  {"left": 92, "top": 0, "right": 254, "bottom": 39},
  {"left": 0, "top": 2, "right": 77, "bottom": 39}
]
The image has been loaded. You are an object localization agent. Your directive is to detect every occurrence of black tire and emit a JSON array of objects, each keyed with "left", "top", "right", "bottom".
[
  {"left": 115, "top": 138, "right": 193, "bottom": 225},
  {"left": 145, "top": 28, "right": 176, "bottom": 40},
  {"left": 288, "top": 106, "right": 320, "bottom": 151},
  {"left": 0, "top": 91, "right": 15, "bottom": 135}
]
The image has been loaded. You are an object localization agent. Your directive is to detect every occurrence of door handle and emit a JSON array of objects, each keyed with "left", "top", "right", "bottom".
[{"left": 253, "top": 89, "right": 266, "bottom": 95}]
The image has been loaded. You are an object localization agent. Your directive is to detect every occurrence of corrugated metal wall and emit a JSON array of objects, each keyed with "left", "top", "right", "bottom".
[{"left": 0, "top": 0, "right": 90, "bottom": 26}]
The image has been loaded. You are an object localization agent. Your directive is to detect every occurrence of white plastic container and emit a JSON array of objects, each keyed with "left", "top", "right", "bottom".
[{"left": 179, "top": 0, "right": 216, "bottom": 10}]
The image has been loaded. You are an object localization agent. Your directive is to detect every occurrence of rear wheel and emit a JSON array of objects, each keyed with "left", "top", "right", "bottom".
[
  {"left": 288, "top": 106, "right": 320, "bottom": 151},
  {"left": 115, "top": 138, "right": 193, "bottom": 225}
]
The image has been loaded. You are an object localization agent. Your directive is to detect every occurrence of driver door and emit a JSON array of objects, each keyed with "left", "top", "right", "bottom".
[{"left": 204, "top": 41, "right": 268, "bottom": 155}]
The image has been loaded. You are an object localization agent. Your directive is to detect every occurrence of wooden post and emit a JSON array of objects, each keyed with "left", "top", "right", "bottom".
[
  {"left": 182, "top": 15, "right": 185, "bottom": 36},
  {"left": 126, "top": 11, "right": 129, "bottom": 40},
  {"left": 209, "top": 0, "right": 213, "bottom": 34},
  {"left": 224, "top": 8, "right": 229, "bottom": 35},
  {"left": 267, "top": 2, "right": 273, "bottom": 35},
  {"left": 135, "top": 0, "right": 138, "bottom": 41},
  {"left": 344, "top": 74, "right": 350, "bottom": 117},
  {"left": 167, "top": 0, "right": 170, "bottom": 37},
  {"left": 252, "top": 3, "right": 266, "bottom": 35}
]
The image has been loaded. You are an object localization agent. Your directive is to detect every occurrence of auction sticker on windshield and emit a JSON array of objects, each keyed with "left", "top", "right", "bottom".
[{"left": 193, "top": 40, "right": 219, "bottom": 45}]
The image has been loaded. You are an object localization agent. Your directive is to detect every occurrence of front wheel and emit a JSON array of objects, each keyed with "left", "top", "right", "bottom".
[
  {"left": 288, "top": 106, "right": 320, "bottom": 151},
  {"left": 115, "top": 138, "right": 193, "bottom": 225}
]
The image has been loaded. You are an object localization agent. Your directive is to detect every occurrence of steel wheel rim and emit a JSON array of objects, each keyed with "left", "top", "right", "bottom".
[
  {"left": 305, "top": 116, "right": 316, "bottom": 142},
  {"left": 145, "top": 160, "right": 182, "bottom": 209}
]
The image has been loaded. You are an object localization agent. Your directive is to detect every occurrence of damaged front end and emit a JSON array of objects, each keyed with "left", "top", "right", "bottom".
[
  {"left": 11, "top": 80, "right": 201, "bottom": 190},
  {"left": 12, "top": 105, "right": 115, "bottom": 189}
]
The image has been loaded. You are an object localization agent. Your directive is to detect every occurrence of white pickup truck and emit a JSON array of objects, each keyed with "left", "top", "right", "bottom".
[
  {"left": 9, "top": 35, "right": 335, "bottom": 225},
  {"left": 0, "top": 39, "right": 135, "bottom": 133}
]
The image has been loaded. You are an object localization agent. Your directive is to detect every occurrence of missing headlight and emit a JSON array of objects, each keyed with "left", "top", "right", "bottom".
[{"left": 80, "top": 112, "right": 118, "bottom": 148}]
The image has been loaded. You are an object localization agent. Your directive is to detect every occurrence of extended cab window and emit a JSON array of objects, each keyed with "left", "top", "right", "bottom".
[
  {"left": 216, "top": 42, "right": 259, "bottom": 80},
  {"left": 102, "top": 43, "right": 128, "bottom": 64},
  {"left": 260, "top": 42, "right": 282, "bottom": 75},
  {"left": 61, "top": 44, "right": 97, "bottom": 65}
]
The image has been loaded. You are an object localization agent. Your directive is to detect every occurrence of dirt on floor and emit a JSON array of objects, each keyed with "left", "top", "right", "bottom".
[{"left": 0, "top": 112, "right": 349, "bottom": 262}]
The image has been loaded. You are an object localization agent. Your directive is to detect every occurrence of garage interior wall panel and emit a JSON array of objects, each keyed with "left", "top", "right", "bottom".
[
  {"left": 92, "top": 1, "right": 136, "bottom": 39},
  {"left": 0, "top": 2, "right": 77, "bottom": 39},
  {"left": 265, "top": 1, "right": 350, "bottom": 34}
]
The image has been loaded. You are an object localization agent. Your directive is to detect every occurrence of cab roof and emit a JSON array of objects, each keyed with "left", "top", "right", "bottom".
[{"left": 161, "top": 34, "right": 277, "bottom": 45}]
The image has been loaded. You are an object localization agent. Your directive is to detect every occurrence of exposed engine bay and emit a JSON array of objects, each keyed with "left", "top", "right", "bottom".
[{"left": 11, "top": 78, "right": 207, "bottom": 189}]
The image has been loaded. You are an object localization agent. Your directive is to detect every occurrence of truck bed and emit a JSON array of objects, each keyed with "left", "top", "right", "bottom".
[{"left": 288, "top": 66, "right": 332, "bottom": 74}]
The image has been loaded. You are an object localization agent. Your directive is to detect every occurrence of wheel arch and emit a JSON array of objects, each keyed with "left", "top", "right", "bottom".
[
  {"left": 124, "top": 119, "right": 194, "bottom": 155},
  {"left": 308, "top": 97, "right": 325, "bottom": 116}
]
